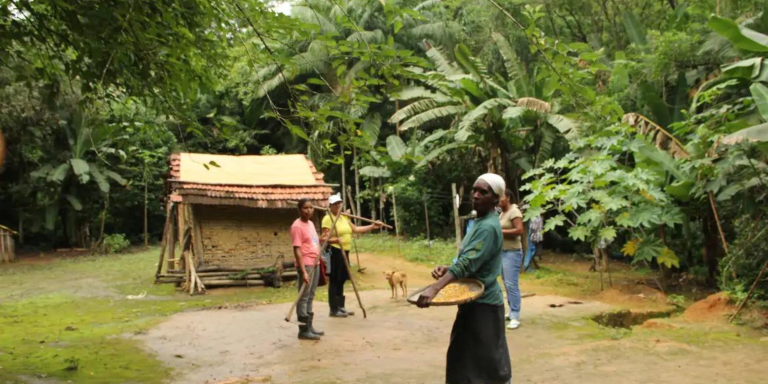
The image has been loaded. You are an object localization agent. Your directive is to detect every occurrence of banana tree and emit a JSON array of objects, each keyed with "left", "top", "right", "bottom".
[
  {"left": 388, "top": 37, "right": 575, "bottom": 181},
  {"left": 29, "top": 110, "right": 126, "bottom": 247}
]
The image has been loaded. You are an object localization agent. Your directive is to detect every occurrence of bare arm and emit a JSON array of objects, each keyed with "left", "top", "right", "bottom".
[
  {"left": 321, "top": 228, "right": 340, "bottom": 244},
  {"left": 293, "top": 246, "right": 309, "bottom": 285},
  {"left": 502, "top": 217, "right": 524, "bottom": 238},
  {"left": 416, "top": 266, "right": 457, "bottom": 307},
  {"left": 350, "top": 221, "right": 383, "bottom": 234}
]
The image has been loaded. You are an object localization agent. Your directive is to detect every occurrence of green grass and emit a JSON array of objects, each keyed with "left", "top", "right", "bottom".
[
  {"left": 0, "top": 248, "right": 296, "bottom": 384},
  {"left": 355, "top": 234, "right": 457, "bottom": 265}
]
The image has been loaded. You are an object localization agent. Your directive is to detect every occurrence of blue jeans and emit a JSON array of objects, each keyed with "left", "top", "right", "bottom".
[
  {"left": 501, "top": 249, "right": 523, "bottom": 321},
  {"left": 523, "top": 239, "right": 537, "bottom": 271}
]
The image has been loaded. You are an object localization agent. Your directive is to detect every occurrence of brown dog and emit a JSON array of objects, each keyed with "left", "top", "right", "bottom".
[{"left": 384, "top": 270, "right": 408, "bottom": 299}]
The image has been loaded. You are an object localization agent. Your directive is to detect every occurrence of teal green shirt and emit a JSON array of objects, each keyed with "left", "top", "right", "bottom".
[{"left": 448, "top": 212, "right": 504, "bottom": 306}]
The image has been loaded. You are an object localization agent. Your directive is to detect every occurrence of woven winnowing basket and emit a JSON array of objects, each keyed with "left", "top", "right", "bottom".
[{"left": 408, "top": 278, "right": 485, "bottom": 306}]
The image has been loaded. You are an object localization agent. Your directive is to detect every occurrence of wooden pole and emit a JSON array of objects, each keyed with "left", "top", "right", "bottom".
[
  {"left": 345, "top": 186, "right": 364, "bottom": 272},
  {"left": 144, "top": 167, "right": 149, "bottom": 248},
  {"left": 392, "top": 189, "right": 400, "bottom": 254},
  {"left": 167, "top": 204, "right": 177, "bottom": 272},
  {"left": 155, "top": 202, "right": 173, "bottom": 279},
  {"left": 18, "top": 210, "right": 24, "bottom": 246},
  {"left": 730, "top": 258, "right": 768, "bottom": 323},
  {"left": 340, "top": 247, "right": 367, "bottom": 318},
  {"left": 452, "top": 183, "right": 461, "bottom": 249},
  {"left": 423, "top": 192, "right": 431, "bottom": 255},
  {"left": 370, "top": 177, "right": 377, "bottom": 221},
  {"left": 353, "top": 146, "right": 361, "bottom": 225},
  {"left": 286, "top": 201, "right": 393, "bottom": 229}
]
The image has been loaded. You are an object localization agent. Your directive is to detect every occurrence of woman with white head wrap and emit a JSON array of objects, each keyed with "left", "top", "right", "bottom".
[{"left": 417, "top": 173, "right": 512, "bottom": 384}]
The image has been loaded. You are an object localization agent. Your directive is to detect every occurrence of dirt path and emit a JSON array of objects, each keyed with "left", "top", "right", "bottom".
[{"left": 136, "top": 253, "right": 768, "bottom": 384}]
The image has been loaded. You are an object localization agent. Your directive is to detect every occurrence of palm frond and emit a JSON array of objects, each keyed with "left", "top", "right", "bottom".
[
  {"left": 390, "top": 86, "right": 451, "bottom": 102},
  {"left": 458, "top": 98, "right": 515, "bottom": 131},
  {"left": 414, "top": 0, "right": 442, "bottom": 11},
  {"left": 534, "top": 126, "right": 556, "bottom": 167},
  {"left": 347, "top": 30, "right": 386, "bottom": 44},
  {"left": 426, "top": 46, "right": 461, "bottom": 76},
  {"left": 291, "top": 6, "right": 339, "bottom": 35},
  {"left": 622, "top": 113, "right": 689, "bottom": 159},
  {"left": 454, "top": 43, "right": 488, "bottom": 84},
  {"left": 517, "top": 97, "right": 551, "bottom": 114},
  {"left": 492, "top": 32, "right": 531, "bottom": 97},
  {"left": 400, "top": 105, "right": 466, "bottom": 131},
  {"left": 409, "top": 22, "right": 460, "bottom": 48},
  {"left": 389, "top": 99, "right": 445, "bottom": 124},
  {"left": 345, "top": 60, "right": 371, "bottom": 83}
]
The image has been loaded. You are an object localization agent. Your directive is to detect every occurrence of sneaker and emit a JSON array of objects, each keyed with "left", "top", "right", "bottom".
[{"left": 507, "top": 319, "right": 521, "bottom": 330}]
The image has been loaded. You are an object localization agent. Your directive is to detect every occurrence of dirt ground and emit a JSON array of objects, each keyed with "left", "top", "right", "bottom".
[{"left": 136, "top": 253, "right": 768, "bottom": 384}]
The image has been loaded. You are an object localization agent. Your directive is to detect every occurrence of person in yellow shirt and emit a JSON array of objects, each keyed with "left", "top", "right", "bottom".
[{"left": 321, "top": 193, "right": 382, "bottom": 318}]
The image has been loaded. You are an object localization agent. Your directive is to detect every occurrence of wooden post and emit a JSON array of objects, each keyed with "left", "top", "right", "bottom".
[
  {"left": 155, "top": 202, "right": 173, "bottom": 279},
  {"left": 392, "top": 188, "right": 401, "bottom": 254},
  {"left": 143, "top": 167, "right": 148, "bottom": 248},
  {"left": 167, "top": 204, "right": 177, "bottom": 271},
  {"left": 452, "top": 183, "right": 461, "bottom": 249},
  {"left": 370, "top": 177, "right": 377, "bottom": 221},
  {"left": 340, "top": 141, "right": 347, "bottom": 213},
  {"left": 18, "top": 210, "right": 24, "bottom": 246},
  {"left": 423, "top": 192, "right": 431, "bottom": 255},
  {"left": 189, "top": 205, "right": 205, "bottom": 266},
  {"left": 353, "top": 146, "right": 361, "bottom": 226}
]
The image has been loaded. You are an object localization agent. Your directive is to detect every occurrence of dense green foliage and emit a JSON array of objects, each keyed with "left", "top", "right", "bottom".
[{"left": 1, "top": 0, "right": 768, "bottom": 300}]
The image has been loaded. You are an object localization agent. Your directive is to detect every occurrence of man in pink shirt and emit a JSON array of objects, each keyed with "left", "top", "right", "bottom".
[{"left": 291, "top": 198, "right": 324, "bottom": 340}]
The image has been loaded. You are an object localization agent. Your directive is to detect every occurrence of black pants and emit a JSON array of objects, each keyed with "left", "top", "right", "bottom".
[
  {"left": 327, "top": 246, "right": 349, "bottom": 311},
  {"left": 446, "top": 303, "right": 512, "bottom": 384}
]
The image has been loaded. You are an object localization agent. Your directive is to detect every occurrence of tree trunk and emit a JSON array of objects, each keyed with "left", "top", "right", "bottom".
[
  {"left": 144, "top": 167, "right": 149, "bottom": 248},
  {"left": 340, "top": 142, "right": 347, "bottom": 212},
  {"left": 0, "top": 129, "right": 6, "bottom": 171},
  {"left": 94, "top": 193, "right": 110, "bottom": 252},
  {"left": 702, "top": 214, "right": 722, "bottom": 287},
  {"left": 18, "top": 209, "right": 24, "bottom": 245},
  {"left": 353, "top": 146, "right": 361, "bottom": 226},
  {"left": 370, "top": 177, "right": 377, "bottom": 221}
]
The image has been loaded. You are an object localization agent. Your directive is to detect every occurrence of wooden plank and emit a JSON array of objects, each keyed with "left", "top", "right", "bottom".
[
  {"left": 189, "top": 204, "right": 205, "bottom": 267},
  {"left": 155, "top": 202, "right": 174, "bottom": 278}
]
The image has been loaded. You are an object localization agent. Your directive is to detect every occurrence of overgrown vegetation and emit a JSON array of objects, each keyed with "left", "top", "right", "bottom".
[{"left": 2, "top": 0, "right": 768, "bottom": 314}]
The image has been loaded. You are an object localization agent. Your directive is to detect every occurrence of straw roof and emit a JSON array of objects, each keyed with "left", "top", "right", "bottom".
[{"left": 168, "top": 153, "right": 333, "bottom": 208}]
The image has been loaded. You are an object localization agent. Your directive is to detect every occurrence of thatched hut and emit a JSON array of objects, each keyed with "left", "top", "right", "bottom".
[
  {"left": 0, "top": 225, "right": 16, "bottom": 263},
  {"left": 155, "top": 153, "right": 333, "bottom": 293}
]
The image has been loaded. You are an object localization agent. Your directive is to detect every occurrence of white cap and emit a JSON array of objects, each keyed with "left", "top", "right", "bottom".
[{"left": 328, "top": 193, "right": 343, "bottom": 205}]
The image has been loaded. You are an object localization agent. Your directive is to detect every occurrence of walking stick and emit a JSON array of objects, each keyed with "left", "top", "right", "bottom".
[
  {"left": 330, "top": 215, "right": 368, "bottom": 319},
  {"left": 284, "top": 212, "right": 341, "bottom": 323},
  {"left": 340, "top": 247, "right": 368, "bottom": 319}
]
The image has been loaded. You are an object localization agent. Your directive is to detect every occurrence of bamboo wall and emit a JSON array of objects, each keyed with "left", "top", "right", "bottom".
[
  {"left": 1, "top": 230, "right": 15, "bottom": 263},
  {"left": 197, "top": 205, "right": 295, "bottom": 269}
]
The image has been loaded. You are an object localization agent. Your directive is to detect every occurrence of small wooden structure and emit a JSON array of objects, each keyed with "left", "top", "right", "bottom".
[
  {"left": 155, "top": 153, "right": 333, "bottom": 294},
  {"left": 0, "top": 225, "right": 16, "bottom": 263}
]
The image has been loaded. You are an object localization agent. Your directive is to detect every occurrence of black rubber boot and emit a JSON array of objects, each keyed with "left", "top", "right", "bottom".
[
  {"left": 308, "top": 312, "right": 324, "bottom": 336},
  {"left": 297, "top": 315, "right": 320, "bottom": 340},
  {"left": 329, "top": 296, "right": 348, "bottom": 318},
  {"left": 339, "top": 295, "right": 355, "bottom": 316}
]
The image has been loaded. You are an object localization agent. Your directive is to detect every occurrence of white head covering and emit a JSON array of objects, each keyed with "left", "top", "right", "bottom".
[
  {"left": 476, "top": 173, "right": 506, "bottom": 198},
  {"left": 328, "top": 193, "right": 343, "bottom": 205}
]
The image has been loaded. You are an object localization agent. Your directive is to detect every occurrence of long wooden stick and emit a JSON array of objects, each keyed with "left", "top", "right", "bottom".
[
  {"left": 340, "top": 247, "right": 367, "bottom": 318},
  {"left": 284, "top": 212, "right": 341, "bottom": 322},
  {"left": 729, "top": 225, "right": 768, "bottom": 323},
  {"left": 286, "top": 201, "right": 393, "bottom": 229},
  {"left": 729, "top": 258, "right": 768, "bottom": 323}
]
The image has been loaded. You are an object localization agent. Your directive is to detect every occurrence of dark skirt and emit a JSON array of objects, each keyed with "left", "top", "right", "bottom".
[
  {"left": 446, "top": 303, "right": 512, "bottom": 384},
  {"left": 328, "top": 246, "right": 350, "bottom": 284}
]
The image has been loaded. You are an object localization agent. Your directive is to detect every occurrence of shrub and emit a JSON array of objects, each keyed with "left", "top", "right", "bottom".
[{"left": 102, "top": 234, "right": 131, "bottom": 254}]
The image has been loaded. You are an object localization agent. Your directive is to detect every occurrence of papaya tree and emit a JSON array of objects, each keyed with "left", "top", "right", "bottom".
[{"left": 522, "top": 122, "right": 684, "bottom": 290}]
